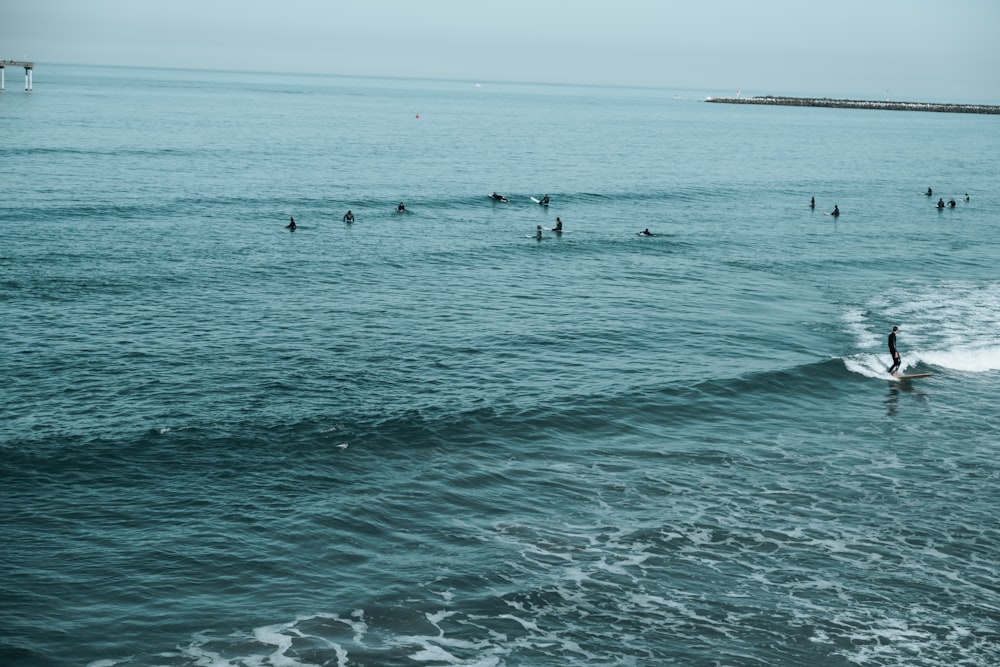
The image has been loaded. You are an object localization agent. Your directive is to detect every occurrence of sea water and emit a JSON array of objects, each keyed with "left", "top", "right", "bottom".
[{"left": 2, "top": 64, "right": 999, "bottom": 667}]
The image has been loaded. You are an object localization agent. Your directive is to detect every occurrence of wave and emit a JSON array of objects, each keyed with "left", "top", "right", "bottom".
[
  {"left": 0, "top": 146, "right": 199, "bottom": 158},
  {"left": 841, "top": 280, "right": 1000, "bottom": 378},
  {"left": 0, "top": 356, "right": 851, "bottom": 461},
  {"left": 844, "top": 344, "right": 1000, "bottom": 378}
]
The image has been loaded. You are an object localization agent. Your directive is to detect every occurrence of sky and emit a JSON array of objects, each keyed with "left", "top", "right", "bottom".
[{"left": 3, "top": 0, "right": 999, "bottom": 102}]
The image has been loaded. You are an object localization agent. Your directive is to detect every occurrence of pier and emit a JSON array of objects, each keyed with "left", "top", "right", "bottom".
[
  {"left": 1, "top": 60, "right": 34, "bottom": 92},
  {"left": 704, "top": 95, "right": 1000, "bottom": 115}
]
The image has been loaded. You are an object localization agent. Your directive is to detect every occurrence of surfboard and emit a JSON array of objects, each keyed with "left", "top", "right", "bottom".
[{"left": 892, "top": 373, "right": 932, "bottom": 380}]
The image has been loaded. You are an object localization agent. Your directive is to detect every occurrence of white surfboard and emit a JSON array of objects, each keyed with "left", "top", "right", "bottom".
[{"left": 891, "top": 372, "right": 932, "bottom": 380}]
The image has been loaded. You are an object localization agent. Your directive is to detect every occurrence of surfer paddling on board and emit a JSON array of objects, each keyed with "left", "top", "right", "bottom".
[
  {"left": 490, "top": 192, "right": 508, "bottom": 203},
  {"left": 887, "top": 326, "right": 902, "bottom": 376}
]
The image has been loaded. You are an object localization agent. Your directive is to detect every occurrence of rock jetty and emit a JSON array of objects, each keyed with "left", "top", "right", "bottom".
[{"left": 704, "top": 95, "right": 1000, "bottom": 115}]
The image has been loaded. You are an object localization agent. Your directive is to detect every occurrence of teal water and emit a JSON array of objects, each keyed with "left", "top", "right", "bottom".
[{"left": 2, "top": 65, "right": 999, "bottom": 666}]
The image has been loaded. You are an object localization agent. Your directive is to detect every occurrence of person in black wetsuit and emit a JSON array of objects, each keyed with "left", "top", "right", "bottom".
[
  {"left": 887, "top": 326, "right": 901, "bottom": 376},
  {"left": 553, "top": 217, "right": 563, "bottom": 232},
  {"left": 937, "top": 198, "right": 945, "bottom": 209},
  {"left": 397, "top": 203, "right": 406, "bottom": 213},
  {"left": 286, "top": 216, "right": 296, "bottom": 231},
  {"left": 810, "top": 196, "right": 815, "bottom": 209},
  {"left": 948, "top": 198, "right": 956, "bottom": 208},
  {"left": 541, "top": 194, "right": 550, "bottom": 205},
  {"left": 343, "top": 210, "right": 354, "bottom": 223},
  {"left": 831, "top": 205, "right": 840, "bottom": 217},
  {"left": 926, "top": 187, "right": 933, "bottom": 196}
]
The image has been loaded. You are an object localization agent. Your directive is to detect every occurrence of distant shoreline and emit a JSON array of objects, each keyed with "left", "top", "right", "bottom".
[{"left": 704, "top": 95, "right": 1000, "bottom": 115}]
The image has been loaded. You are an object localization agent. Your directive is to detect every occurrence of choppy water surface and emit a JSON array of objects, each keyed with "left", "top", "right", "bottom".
[{"left": 2, "top": 65, "right": 999, "bottom": 666}]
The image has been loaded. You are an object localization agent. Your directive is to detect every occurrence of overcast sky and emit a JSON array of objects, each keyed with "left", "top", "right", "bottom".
[{"left": 3, "top": 0, "right": 998, "bottom": 101}]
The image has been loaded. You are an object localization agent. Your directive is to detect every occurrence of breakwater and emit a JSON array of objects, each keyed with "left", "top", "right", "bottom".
[{"left": 704, "top": 95, "right": 1000, "bottom": 115}]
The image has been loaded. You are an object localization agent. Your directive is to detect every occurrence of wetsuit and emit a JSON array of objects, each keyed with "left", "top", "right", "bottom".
[{"left": 888, "top": 331, "right": 901, "bottom": 375}]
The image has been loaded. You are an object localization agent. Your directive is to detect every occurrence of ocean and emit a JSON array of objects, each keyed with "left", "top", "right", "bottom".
[{"left": 2, "top": 64, "right": 999, "bottom": 667}]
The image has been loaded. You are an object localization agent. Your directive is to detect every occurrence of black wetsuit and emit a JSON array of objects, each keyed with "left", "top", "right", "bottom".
[{"left": 888, "top": 331, "right": 901, "bottom": 375}]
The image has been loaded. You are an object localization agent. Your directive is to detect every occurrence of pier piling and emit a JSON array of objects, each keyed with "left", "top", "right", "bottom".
[{"left": 1, "top": 60, "right": 34, "bottom": 92}]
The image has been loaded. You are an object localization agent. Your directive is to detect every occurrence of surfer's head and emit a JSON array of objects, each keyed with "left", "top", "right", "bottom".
[{"left": 892, "top": 326, "right": 898, "bottom": 332}]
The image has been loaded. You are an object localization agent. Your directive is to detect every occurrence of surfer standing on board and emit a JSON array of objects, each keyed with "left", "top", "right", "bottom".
[{"left": 888, "top": 326, "right": 901, "bottom": 376}]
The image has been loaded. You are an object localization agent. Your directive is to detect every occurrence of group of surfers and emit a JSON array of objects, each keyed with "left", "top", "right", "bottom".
[
  {"left": 807, "top": 189, "right": 969, "bottom": 219},
  {"left": 287, "top": 194, "right": 656, "bottom": 237},
  {"left": 926, "top": 187, "right": 970, "bottom": 209},
  {"left": 809, "top": 197, "right": 839, "bottom": 217}
]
